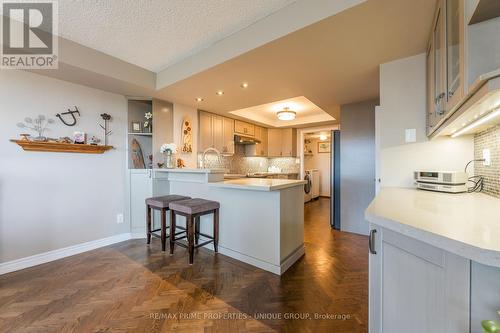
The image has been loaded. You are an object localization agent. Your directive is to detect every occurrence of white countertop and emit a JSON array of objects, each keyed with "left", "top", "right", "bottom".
[
  {"left": 154, "top": 168, "right": 227, "bottom": 174},
  {"left": 365, "top": 187, "right": 500, "bottom": 267},
  {"left": 209, "top": 178, "right": 307, "bottom": 191}
]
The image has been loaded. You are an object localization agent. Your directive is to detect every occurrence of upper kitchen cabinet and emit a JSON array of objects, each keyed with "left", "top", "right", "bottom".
[
  {"left": 268, "top": 128, "right": 282, "bottom": 157},
  {"left": 267, "top": 128, "right": 297, "bottom": 157},
  {"left": 222, "top": 117, "right": 235, "bottom": 155},
  {"left": 281, "top": 128, "right": 297, "bottom": 157},
  {"left": 446, "top": 0, "right": 465, "bottom": 111},
  {"left": 427, "top": 0, "right": 464, "bottom": 135},
  {"left": 245, "top": 126, "right": 268, "bottom": 156},
  {"left": 234, "top": 120, "right": 255, "bottom": 136},
  {"left": 198, "top": 111, "right": 234, "bottom": 155},
  {"left": 198, "top": 110, "right": 213, "bottom": 152},
  {"left": 427, "top": 0, "right": 500, "bottom": 138}
]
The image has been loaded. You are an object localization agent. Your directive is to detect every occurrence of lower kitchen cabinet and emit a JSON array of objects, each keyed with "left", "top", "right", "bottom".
[
  {"left": 128, "top": 169, "right": 169, "bottom": 235},
  {"left": 369, "top": 225, "right": 470, "bottom": 333}
]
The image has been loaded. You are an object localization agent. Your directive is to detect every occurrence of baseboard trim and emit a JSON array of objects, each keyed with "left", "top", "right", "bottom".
[
  {"left": 202, "top": 243, "right": 305, "bottom": 276},
  {"left": 280, "top": 246, "right": 305, "bottom": 274},
  {"left": 0, "top": 233, "right": 132, "bottom": 275}
]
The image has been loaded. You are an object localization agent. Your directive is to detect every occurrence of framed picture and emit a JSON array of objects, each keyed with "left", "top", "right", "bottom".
[
  {"left": 130, "top": 121, "right": 142, "bottom": 133},
  {"left": 318, "top": 141, "right": 331, "bottom": 153}
]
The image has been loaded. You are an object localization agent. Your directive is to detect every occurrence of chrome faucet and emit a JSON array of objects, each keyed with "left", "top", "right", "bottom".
[{"left": 201, "top": 147, "right": 222, "bottom": 168}]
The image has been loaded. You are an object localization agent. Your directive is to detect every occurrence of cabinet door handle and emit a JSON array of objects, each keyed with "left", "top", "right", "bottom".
[{"left": 369, "top": 229, "right": 377, "bottom": 254}]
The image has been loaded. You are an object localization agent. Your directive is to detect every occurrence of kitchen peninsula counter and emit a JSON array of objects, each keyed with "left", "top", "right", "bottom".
[{"left": 151, "top": 168, "right": 305, "bottom": 275}]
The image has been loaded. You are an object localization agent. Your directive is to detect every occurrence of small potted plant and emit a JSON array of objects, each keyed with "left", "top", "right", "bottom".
[
  {"left": 482, "top": 311, "right": 500, "bottom": 333},
  {"left": 160, "top": 143, "right": 178, "bottom": 169}
]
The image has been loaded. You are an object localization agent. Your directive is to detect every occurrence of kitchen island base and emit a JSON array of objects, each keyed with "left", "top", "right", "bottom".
[{"left": 130, "top": 169, "right": 307, "bottom": 275}]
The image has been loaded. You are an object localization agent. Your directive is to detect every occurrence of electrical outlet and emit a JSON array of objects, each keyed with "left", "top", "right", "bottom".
[
  {"left": 116, "top": 214, "right": 124, "bottom": 224},
  {"left": 483, "top": 149, "right": 491, "bottom": 166},
  {"left": 405, "top": 128, "right": 416, "bottom": 143}
]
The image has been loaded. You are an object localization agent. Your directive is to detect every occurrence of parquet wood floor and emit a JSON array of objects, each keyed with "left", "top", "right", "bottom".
[{"left": 0, "top": 198, "right": 368, "bottom": 332}]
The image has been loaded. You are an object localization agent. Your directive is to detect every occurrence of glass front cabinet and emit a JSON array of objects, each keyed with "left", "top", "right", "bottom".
[{"left": 427, "top": 0, "right": 464, "bottom": 136}]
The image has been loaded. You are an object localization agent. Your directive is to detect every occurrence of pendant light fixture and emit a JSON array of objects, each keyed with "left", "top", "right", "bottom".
[{"left": 277, "top": 107, "right": 296, "bottom": 121}]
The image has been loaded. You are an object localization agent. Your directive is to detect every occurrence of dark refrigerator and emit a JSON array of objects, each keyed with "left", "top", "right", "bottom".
[{"left": 330, "top": 130, "right": 341, "bottom": 230}]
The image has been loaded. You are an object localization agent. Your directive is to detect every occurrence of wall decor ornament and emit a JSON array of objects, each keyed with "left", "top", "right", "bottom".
[
  {"left": 131, "top": 138, "right": 146, "bottom": 169},
  {"left": 99, "top": 113, "right": 112, "bottom": 145},
  {"left": 16, "top": 114, "right": 55, "bottom": 141},
  {"left": 56, "top": 106, "right": 80, "bottom": 126},
  {"left": 181, "top": 117, "right": 193, "bottom": 153}
]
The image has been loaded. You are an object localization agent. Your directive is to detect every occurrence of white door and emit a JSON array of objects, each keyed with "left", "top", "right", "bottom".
[{"left": 129, "top": 170, "right": 153, "bottom": 235}]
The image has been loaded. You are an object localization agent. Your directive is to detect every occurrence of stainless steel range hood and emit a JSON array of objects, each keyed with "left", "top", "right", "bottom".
[{"left": 234, "top": 134, "right": 261, "bottom": 145}]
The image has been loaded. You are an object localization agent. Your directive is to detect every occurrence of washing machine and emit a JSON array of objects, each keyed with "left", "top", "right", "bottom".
[{"left": 304, "top": 171, "right": 312, "bottom": 203}]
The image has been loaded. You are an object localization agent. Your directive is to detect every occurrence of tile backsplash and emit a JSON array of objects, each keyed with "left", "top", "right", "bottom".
[
  {"left": 474, "top": 125, "right": 500, "bottom": 198},
  {"left": 199, "top": 145, "right": 300, "bottom": 174}
]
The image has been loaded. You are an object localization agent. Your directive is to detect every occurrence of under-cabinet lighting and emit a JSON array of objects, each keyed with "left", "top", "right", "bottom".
[{"left": 451, "top": 106, "right": 500, "bottom": 138}]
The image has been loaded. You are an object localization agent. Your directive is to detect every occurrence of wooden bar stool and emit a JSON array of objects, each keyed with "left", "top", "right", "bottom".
[
  {"left": 145, "top": 195, "right": 190, "bottom": 251},
  {"left": 168, "top": 198, "right": 220, "bottom": 264}
]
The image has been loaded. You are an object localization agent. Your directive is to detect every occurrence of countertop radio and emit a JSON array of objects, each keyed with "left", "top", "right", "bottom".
[{"left": 414, "top": 171, "right": 468, "bottom": 193}]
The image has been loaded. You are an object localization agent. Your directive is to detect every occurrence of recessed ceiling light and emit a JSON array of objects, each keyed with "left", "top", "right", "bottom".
[
  {"left": 216, "top": 91, "right": 224, "bottom": 96},
  {"left": 240, "top": 82, "right": 248, "bottom": 88},
  {"left": 195, "top": 97, "right": 203, "bottom": 102},
  {"left": 277, "top": 107, "right": 296, "bottom": 121}
]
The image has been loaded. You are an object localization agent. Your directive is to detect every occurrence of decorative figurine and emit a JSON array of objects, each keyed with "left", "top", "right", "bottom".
[
  {"left": 73, "top": 132, "right": 86, "bottom": 144},
  {"left": 89, "top": 136, "right": 101, "bottom": 145},
  {"left": 99, "top": 113, "right": 112, "bottom": 146},
  {"left": 16, "top": 115, "right": 55, "bottom": 141},
  {"left": 177, "top": 158, "right": 186, "bottom": 168},
  {"left": 148, "top": 154, "right": 153, "bottom": 169},
  {"left": 19, "top": 134, "right": 31, "bottom": 141},
  {"left": 56, "top": 106, "right": 80, "bottom": 126},
  {"left": 143, "top": 112, "right": 152, "bottom": 133}
]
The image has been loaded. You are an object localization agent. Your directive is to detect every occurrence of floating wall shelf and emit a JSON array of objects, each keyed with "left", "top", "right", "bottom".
[{"left": 10, "top": 140, "right": 113, "bottom": 154}]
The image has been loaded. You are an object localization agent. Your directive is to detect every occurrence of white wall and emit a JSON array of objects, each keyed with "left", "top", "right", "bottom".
[
  {"left": 0, "top": 70, "right": 128, "bottom": 263},
  {"left": 304, "top": 137, "right": 331, "bottom": 197},
  {"left": 173, "top": 103, "right": 198, "bottom": 168},
  {"left": 378, "top": 54, "right": 474, "bottom": 188}
]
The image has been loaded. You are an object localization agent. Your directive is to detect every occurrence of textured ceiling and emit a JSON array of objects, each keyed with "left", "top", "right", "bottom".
[
  {"left": 58, "top": 0, "right": 297, "bottom": 71},
  {"left": 156, "top": 0, "right": 436, "bottom": 122}
]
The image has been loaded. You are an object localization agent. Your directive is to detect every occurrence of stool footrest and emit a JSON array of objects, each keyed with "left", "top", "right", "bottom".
[{"left": 174, "top": 239, "right": 214, "bottom": 249}]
